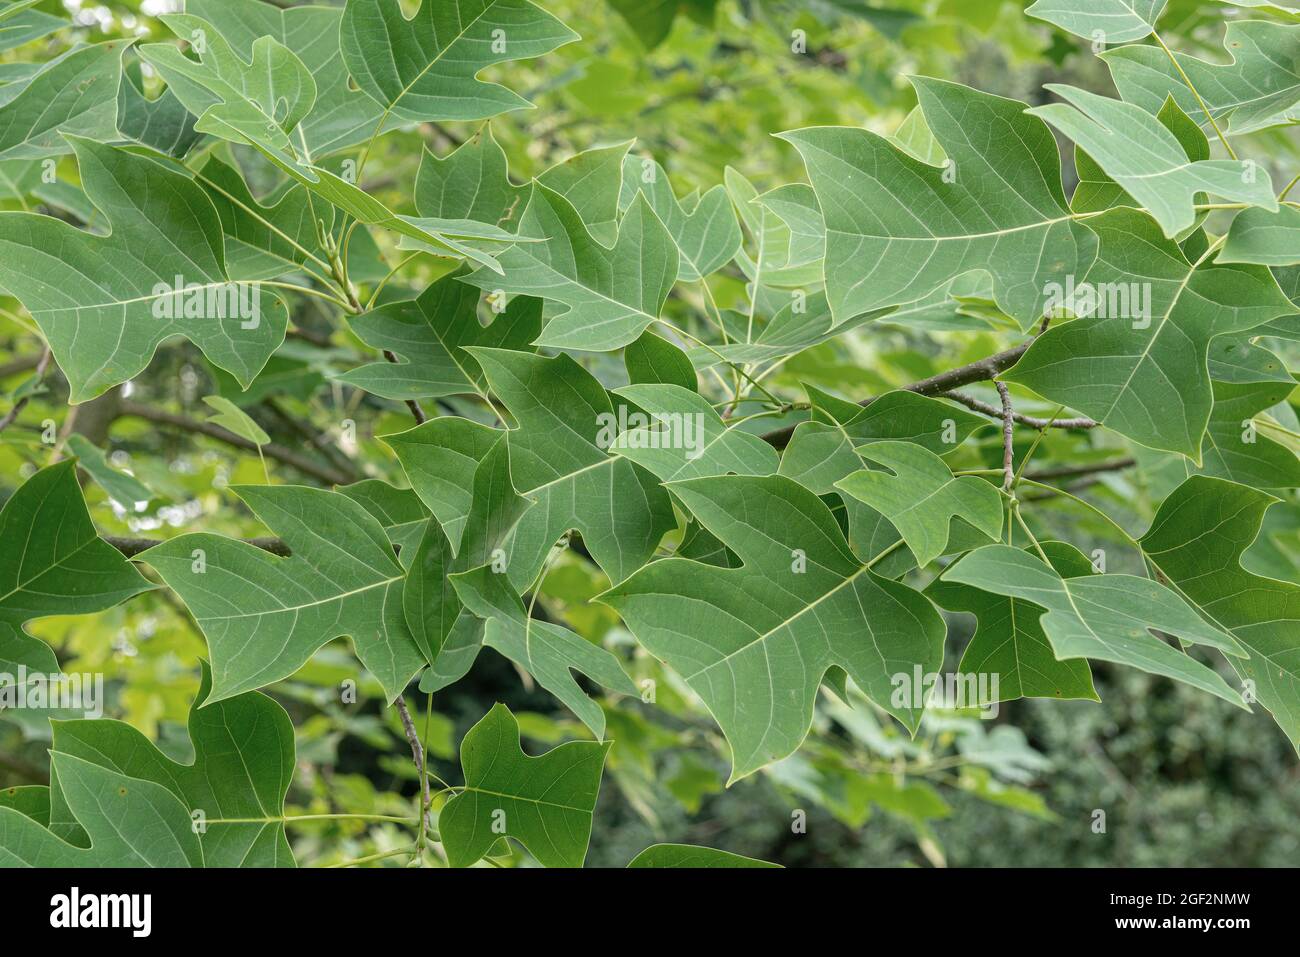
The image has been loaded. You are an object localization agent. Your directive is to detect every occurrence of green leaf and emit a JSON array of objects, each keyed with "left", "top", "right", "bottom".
[
  {"left": 336, "top": 280, "right": 540, "bottom": 402},
  {"left": 462, "top": 186, "right": 679, "bottom": 351},
  {"left": 624, "top": 330, "right": 697, "bottom": 391},
  {"left": 941, "top": 543, "right": 1249, "bottom": 706},
  {"left": 1026, "top": 0, "right": 1166, "bottom": 42},
  {"left": 385, "top": 416, "right": 504, "bottom": 546},
  {"left": 0, "top": 138, "right": 289, "bottom": 402},
  {"left": 609, "top": 383, "right": 779, "bottom": 481},
  {"left": 116, "top": 67, "right": 202, "bottom": 159},
  {"left": 0, "top": 462, "right": 153, "bottom": 665},
  {"left": 142, "top": 485, "right": 424, "bottom": 704},
  {"left": 449, "top": 564, "right": 637, "bottom": 738},
  {"left": 620, "top": 154, "right": 741, "bottom": 281},
  {"left": 778, "top": 390, "right": 989, "bottom": 496},
  {"left": 925, "top": 542, "right": 1100, "bottom": 703},
  {"left": 340, "top": 0, "right": 578, "bottom": 125},
  {"left": 780, "top": 78, "right": 1097, "bottom": 330},
  {"left": 1222, "top": 205, "right": 1300, "bottom": 266},
  {"left": 45, "top": 662, "right": 296, "bottom": 867},
  {"left": 0, "top": 753, "right": 202, "bottom": 866},
  {"left": 0, "top": 41, "right": 124, "bottom": 159},
  {"left": 440, "top": 703, "right": 609, "bottom": 867},
  {"left": 1028, "top": 84, "right": 1275, "bottom": 238},
  {"left": 1006, "top": 207, "right": 1293, "bottom": 458},
  {"left": 415, "top": 127, "right": 529, "bottom": 231},
  {"left": 467, "top": 348, "right": 677, "bottom": 587},
  {"left": 1141, "top": 476, "right": 1300, "bottom": 748},
  {"left": 140, "top": 14, "right": 316, "bottom": 140},
  {"left": 627, "top": 844, "right": 781, "bottom": 867},
  {"left": 1194, "top": 379, "right": 1300, "bottom": 489},
  {"left": 415, "top": 130, "right": 630, "bottom": 241},
  {"left": 601, "top": 474, "right": 946, "bottom": 781},
  {"left": 192, "top": 152, "right": 384, "bottom": 285},
  {"left": 66, "top": 435, "right": 154, "bottom": 511},
  {"left": 202, "top": 394, "right": 270, "bottom": 446},
  {"left": 835, "top": 441, "right": 1003, "bottom": 567},
  {"left": 1103, "top": 20, "right": 1300, "bottom": 135},
  {"left": 184, "top": 0, "right": 384, "bottom": 157},
  {"left": 0, "top": 0, "right": 66, "bottom": 55},
  {"left": 402, "top": 435, "right": 531, "bottom": 687}
]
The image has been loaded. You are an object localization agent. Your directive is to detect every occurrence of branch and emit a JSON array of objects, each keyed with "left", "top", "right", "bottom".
[
  {"left": 761, "top": 344, "right": 1034, "bottom": 449},
  {"left": 105, "top": 535, "right": 291, "bottom": 558},
  {"left": 117, "top": 400, "right": 354, "bottom": 487},
  {"left": 1025, "top": 458, "right": 1136, "bottom": 481},
  {"left": 903, "top": 344, "right": 1030, "bottom": 396},
  {"left": 995, "top": 381, "right": 1015, "bottom": 491},
  {"left": 941, "top": 390, "right": 1098, "bottom": 430},
  {"left": 394, "top": 695, "right": 433, "bottom": 832},
  {"left": 383, "top": 351, "right": 428, "bottom": 425}
]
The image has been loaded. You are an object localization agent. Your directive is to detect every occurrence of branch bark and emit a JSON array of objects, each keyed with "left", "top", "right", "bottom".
[
  {"left": 1026, "top": 458, "right": 1136, "bottom": 481},
  {"left": 761, "top": 343, "right": 1038, "bottom": 449},
  {"left": 118, "top": 400, "right": 354, "bottom": 486},
  {"left": 995, "top": 381, "right": 1015, "bottom": 491},
  {"left": 394, "top": 695, "right": 433, "bottom": 832}
]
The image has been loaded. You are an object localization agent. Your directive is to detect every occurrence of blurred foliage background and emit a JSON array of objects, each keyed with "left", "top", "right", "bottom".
[{"left": 2, "top": 0, "right": 1298, "bottom": 867}]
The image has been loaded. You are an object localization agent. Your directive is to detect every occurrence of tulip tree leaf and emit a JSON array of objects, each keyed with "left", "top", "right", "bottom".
[
  {"left": 65, "top": 435, "right": 154, "bottom": 511},
  {"left": 401, "top": 435, "right": 532, "bottom": 689},
  {"left": 468, "top": 348, "right": 677, "bottom": 588},
  {"left": 0, "top": 41, "right": 124, "bottom": 160},
  {"left": 340, "top": 0, "right": 578, "bottom": 125},
  {"left": 0, "top": 462, "right": 153, "bottom": 675},
  {"left": 440, "top": 703, "right": 609, "bottom": 868},
  {"left": 941, "top": 543, "right": 1249, "bottom": 706},
  {"left": 449, "top": 563, "right": 637, "bottom": 739},
  {"left": 925, "top": 542, "right": 1100, "bottom": 703},
  {"left": 462, "top": 186, "right": 679, "bottom": 351},
  {"left": 1103, "top": 20, "right": 1300, "bottom": 136},
  {"left": 334, "top": 275, "right": 542, "bottom": 401},
  {"left": 609, "top": 383, "right": 779, "bottom": 481},
  {"left": 1028, "top": 85, "right": 1276, "bottom": 238},
  {"left": 183, "top": 0, "right": 384, "bottom": 157},
  {"left": 624, "top": 330, "right": 697, "bottom": 391},
  {"left": 835, "top": 441, "right": 1004, "bottom": 568},
  {"left": 139, "top": 14, "right": 316, "bottom": 140},
  {"left": 778, "top": 390, "right": 989, "bottom": 496},
  {"left": 1221, "top": 205, "right": 1300, "bottom": 267},
  {"left": 202, "top": 395, "right": 270, "bottom": 446},
  {"left": 780, "top": 78, "right": 1097, "bottom": 331},
  {"left": 601, "top": 474, "right": 946, "bottom": 782},
  {"left": 619, "top": 153, "right": 742, "bottom": 281},
  {"left": 1141, "top": 476, "right": 1300, "bottom": 749},
  {"left": 45, "top": 662, "right": 295, "bottom": 867},
  {"left": 1026, "top": 0, "right": 1166, "bottom": 43},
  {"left": 0, "top": 137, "right": 289, "bottom": 402},
  {"left": 0, "top": 754, "right": 202, "bottom": 866},
  {"left": 141, "top": 486, "right": 425, "bottom": 704},
  {"left": 1006, "top": 208, "right": 1294, "bottom": 458}
]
